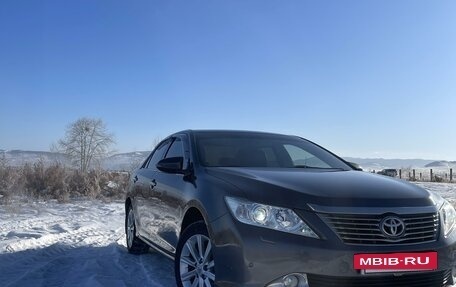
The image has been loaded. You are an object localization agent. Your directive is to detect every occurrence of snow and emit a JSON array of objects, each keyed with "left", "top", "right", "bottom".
[
  {"left": 0, "top": 200, "right": 175, "bottom": 286},
  {"left": 0, "top": 182, "right": 455, "bottom": 286},
  {"left": 107, "top": 181, "right": 119, "bottom": 189},
  {"left": 415, "top": 182, "right": 456, "bottom": 205}
]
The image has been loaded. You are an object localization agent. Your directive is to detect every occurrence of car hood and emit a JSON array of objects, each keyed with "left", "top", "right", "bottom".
[{"left": 206, "top": 167, "right": 435, "bottom": 209}]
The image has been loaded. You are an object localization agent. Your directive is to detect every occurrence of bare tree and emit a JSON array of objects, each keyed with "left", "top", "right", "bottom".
[
  {"left": 58, "top": 118, "right": 115, "bottom": 172},
  {"left": 151, "top": 136, "right": 162, "bottom": 150}
]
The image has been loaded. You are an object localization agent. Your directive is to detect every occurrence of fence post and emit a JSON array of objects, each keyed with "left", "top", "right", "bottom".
[
  {"left": 430, "top": 169, "right": 433, "bottom": 182},
  {"left": 420, "top": 172, "right": 422, "bottom": 181},
  {"left": 408, "top": 172, "right": 411, "bottom": 180},
  {"left": 413, "top": 169, "right": 416, "bottom": 181},
  {"left": 451, "top": 169, "right": 453, "bottom": 182},
  {"left": 399, "top": 169, "right": 402, "bottom": 179}
]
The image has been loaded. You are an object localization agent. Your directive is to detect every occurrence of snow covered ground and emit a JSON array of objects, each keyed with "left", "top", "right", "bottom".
[
  {"left": 0, "top": 200, "right": 175, "bottom": 287},
  {"left": 0, "top": 182, "right": 455, "bottom": 287}
]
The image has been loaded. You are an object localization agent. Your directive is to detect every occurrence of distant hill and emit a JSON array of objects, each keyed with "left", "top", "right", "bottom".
[
  {"left": 0, "top": 149, "right": 150, "bottom": 171},
  {"left": 336, "top": 157, "right": 442, "bottom": 171},
  {"left": 424, "top": 160, "right": 456, "bottom": 168},
  {"left": 1, "top": 149, "right": 453, "bottom": 172},
  {"left": 1, "top": 150, "right": 69, "bottom": 166},
  {"left": 102, "top": 151, "right": 150, "bottom": 171}
]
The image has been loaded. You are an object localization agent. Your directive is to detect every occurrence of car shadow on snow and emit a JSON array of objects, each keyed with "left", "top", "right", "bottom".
[{"left": 0, "top": 243, "right": 176, "bottom": 287}]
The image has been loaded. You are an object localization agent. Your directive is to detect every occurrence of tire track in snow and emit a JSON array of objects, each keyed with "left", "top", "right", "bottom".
[
  {"left": 0, "top": 201, "right": 138, "bottom": 287},
  {"left": 4, "top": 223, "right": 125, "bottom": 253},
  {"left": 0, "top": 216, "right": 68, "bottom": 233},
  {"left": 4, "top": 224, "right": 100, "bottom": 252}
]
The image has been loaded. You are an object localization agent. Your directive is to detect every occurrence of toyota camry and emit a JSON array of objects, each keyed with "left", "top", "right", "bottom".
[{"left": 125, "top": 130, "right": 456, "bottom": 287}]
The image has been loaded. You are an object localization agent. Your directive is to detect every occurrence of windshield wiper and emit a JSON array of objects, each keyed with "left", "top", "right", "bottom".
[{"left": 293, "top": 165, "right": 345, "bottom": 170}]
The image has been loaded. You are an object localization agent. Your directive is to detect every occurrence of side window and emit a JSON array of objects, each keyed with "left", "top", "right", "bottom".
[
  {"left": 147, "top": 140, "right": 171, "bottom": 170},
  {"left": 284, "top": 144, "right": 330, "bottom": 168},
  {"left": 141, "top": 152, "right": 154, "bottom": 168},
  {"left": 165, "top": 138, "right": 184, "bottom": 159}
]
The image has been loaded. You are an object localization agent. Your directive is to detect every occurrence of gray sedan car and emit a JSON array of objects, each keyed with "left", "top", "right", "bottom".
[{"left": 125, "top": 130, "right": 456, "bottom": 287}]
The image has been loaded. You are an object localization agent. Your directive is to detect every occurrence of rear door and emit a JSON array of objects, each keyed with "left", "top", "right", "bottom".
[
  {"left": 152, "top": 134, "right": 193, "bottom": 253},
  {"left": 134, "top": 139, "right": 171, "bottom": 239}
]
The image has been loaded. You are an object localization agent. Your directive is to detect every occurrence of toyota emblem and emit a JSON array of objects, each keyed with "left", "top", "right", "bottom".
[{"left": 380, "top": 216, "right": 405, "bottom": 238}]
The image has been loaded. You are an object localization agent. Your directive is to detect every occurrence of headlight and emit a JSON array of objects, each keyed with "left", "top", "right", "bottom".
[
  {"left": 225, "top": 197, "right": 319, "bottom": 238},
  {"left": 441, "top": 200, "right": 456, "bottom": 237}
]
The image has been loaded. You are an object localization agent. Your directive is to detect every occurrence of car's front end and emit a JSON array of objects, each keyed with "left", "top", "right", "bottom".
[
  {"left": 210, "top": 193, "right": 456, "bottom": 287},
  {"left": 190, "top": 131, "right": 456, "bottom": 287},
  {"left": 202, "top": 167, "right": 456, "bottom": 287}
]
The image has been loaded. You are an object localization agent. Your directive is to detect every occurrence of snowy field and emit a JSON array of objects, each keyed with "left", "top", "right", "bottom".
[
  {"left": 0, "top": 200, "right": 175, "bottom": 287},
  {"left": 0, "top": 182, "right": 455, "bottom": 287}
]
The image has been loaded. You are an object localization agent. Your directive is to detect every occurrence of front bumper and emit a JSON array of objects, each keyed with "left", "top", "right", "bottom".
[{"left": 210, "top": 211, "right": 456, "bottom": 287}]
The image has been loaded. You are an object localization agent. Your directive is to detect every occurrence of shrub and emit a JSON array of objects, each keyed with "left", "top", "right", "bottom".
[
  {"left": 434, "top": 175, "right": 444, "bottom": 183},
  {"left": 66, "top": 168, "right": 128, "bottom": 200},
  {"left": 22, "top": 161, "right": 70, "bottom": 202},
  {"left": 99, "top": 171, "right": 129, "bottom": 199},
  {"left": 2, "top": 160, "right": 129, "bottom": 203},
  {"left": 22, "top": 161, "right": 47, "bottom": 198},
  {"left": 45, "top": 163, "right": 69, "bottom": 202},
  {"left": 0, "top": 156, "right": 18, "bottom": 203}
]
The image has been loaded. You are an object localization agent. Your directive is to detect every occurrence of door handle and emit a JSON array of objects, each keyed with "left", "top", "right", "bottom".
[
  {"left": 133, "top": 175, "right": 138, "bottom": 183},
  {"left": 149, "top": 179, "right": 157, "bottom": 190}
]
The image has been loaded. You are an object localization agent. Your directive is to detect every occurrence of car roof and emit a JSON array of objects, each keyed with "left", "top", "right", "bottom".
[{"left": 175, "top": 129, "right": 299, "bottom": 138}]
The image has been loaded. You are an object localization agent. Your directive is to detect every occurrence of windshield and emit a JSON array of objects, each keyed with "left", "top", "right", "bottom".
[{"left": 195, "top": 132, "right": 351, "bottom": 170}]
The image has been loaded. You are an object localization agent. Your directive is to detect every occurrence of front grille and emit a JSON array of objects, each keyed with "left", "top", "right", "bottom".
[
  {"left": 308, "top": 270, "right": 451, "bottom": 287},
  {"left": 320, "top": 212, "right": 439, "bottom": 245}
]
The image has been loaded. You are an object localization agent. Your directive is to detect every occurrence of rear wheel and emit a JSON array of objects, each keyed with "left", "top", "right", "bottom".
[
  {"left": 175, "top": 221, "right": 215, "bottom": 287},
  {"left": 125, "top": 205, "right": 149, "bottom": 254}
]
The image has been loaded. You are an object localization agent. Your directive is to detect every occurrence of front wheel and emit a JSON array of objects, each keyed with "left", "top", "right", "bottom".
[
  {"left": 125, "top": 205, "right": 149, "bottom": 254},
  {"left": 175, "top": 221, "right": 215, "bottom": 287}
]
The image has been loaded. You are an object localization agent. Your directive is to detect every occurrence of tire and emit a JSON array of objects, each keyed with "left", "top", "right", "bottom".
[
  {"left": 175, "top": 221, "right": 216, "bottom": 287},
  {"left": 125, "top": 205, "right": 149, "bottom": 254}
]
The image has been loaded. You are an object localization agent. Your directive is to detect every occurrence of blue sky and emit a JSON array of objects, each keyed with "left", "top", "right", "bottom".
[{"left": 1, "top": 1, "right": 455, "bottom": 159}]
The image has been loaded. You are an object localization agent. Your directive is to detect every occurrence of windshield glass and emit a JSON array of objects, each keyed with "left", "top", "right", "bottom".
[{"left": 195, "top": 132, "right": 351, "bottom": 170}]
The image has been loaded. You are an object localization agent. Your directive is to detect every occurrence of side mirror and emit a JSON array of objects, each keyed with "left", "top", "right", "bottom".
[
  {"left": 156, "top": 157, "right": 184, "bottom": 174},
  {"left": 348, "top": 162, "right": 363, "bottom": 171}
]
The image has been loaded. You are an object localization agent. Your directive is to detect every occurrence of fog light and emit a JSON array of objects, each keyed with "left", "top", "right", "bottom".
[
  {"left": 283, "top": 275, "right": 299, "bottom": 287},
  {"left": 266, "top": 273, "right": 308, "bottom": 287}
]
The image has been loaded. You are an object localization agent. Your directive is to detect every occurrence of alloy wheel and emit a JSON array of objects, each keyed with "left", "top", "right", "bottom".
[
  {"left": 179, "top": 234, "right": 215, "bottom": 287},
  {"left": 127, "top": 209, "right": 135, "bottom": 248}
]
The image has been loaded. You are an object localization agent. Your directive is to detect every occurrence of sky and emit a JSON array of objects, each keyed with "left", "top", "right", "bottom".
[{"left": 0, "top": 0, "right": 455, "bottom": 160}]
